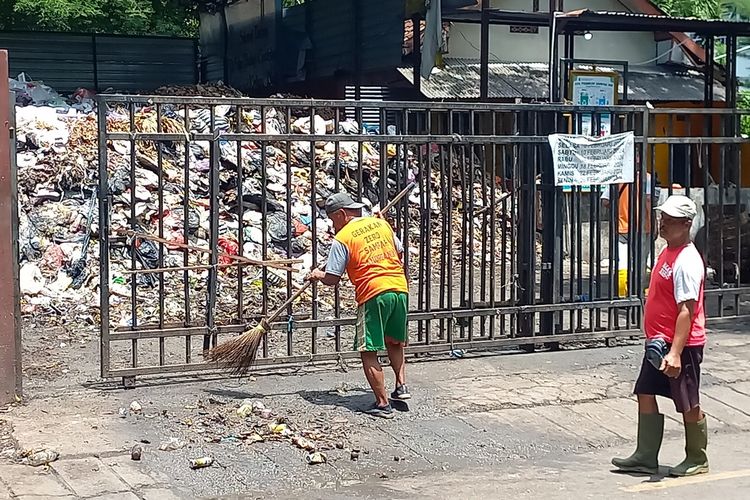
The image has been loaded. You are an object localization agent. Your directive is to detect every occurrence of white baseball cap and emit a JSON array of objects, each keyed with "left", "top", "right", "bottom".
[{"left": 655, "top": 195, "right": 697, "bottom": 220}]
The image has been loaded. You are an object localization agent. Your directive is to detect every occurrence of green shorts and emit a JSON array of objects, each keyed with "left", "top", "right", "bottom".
[{"left": 354, "top": 291, "right": 409, "bottom": 352}]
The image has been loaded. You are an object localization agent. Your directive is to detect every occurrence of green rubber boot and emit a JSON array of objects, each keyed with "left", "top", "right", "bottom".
[
  {"left": 612, "top": 413, "right": 664, "bottom": 474},
  {"left": 669, "top": 417, "right": 709, "bottom": 477}
]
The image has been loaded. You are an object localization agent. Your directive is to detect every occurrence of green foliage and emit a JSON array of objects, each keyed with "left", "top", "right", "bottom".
[
  {"left": 1, "top": 0, "right": 199, "bottom": 37},
  {"left": 653, "top": 0, "right": 750, "bottom": 19},
  {"left": 654, "top": 0, "right": 750, "bottom": 132},
  {"left": 738, "top": 91, "right": 750, "bottom": 136}
]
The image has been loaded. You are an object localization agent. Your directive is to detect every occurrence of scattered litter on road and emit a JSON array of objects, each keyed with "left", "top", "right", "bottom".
[
  {"left": 143, "top": 397, "right": 356, "bottom": 465},
  {"left": 292, "top": 436, "right": 316, "bottom": 451},
  {"left": 335, "top": 382, "right": 353, "bottom": 396},
  {"left": 189, "top": 456, "right": 215, "bottom": 469},
  {"left": 22, "top": 449, "right": 59, "bottom": 467},
  {"left": 236, "top": 404, "right": 254, "bottom": 418},
  {"left": 130, "top": 444, "right": 143, "bottom": 461},
  {"left": 450, "top": 349, "right": 466, "bottom": 359},
  {"left": 268, "top": 422, "right": 289, "bottom": 435},
  {"left": 305, "top": 452, "right": 327, "bottom": 465},
  {"left": 129, "top": 401, "right": 143, "bottom": 414},
  {"left": 244, "top": 432, "right": 264, "bottom": 443},
  {"left": 159, "top": 438, "right": 187, "bottom": 451}
]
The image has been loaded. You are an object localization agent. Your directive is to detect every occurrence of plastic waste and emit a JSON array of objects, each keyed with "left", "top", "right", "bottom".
[
  {"left": 292, "top": 436, "right": 316, "bottom": 451},
  {"left": 128, "top": 238, "right": 159, "bottom": 287},
  {"left": 218, "top": 237, "right": 239, "bottom": 266},
  {"left": 159, "top": 438, "right": 187, "bottom": 451},
  {"left": 19, "top": 263, "right": 45, "bottom": 295},
  {"left": 449, "top": 349, "right": 466, "bottom": 359},
  {"left": 189, "top": 456, "right": 214, "bottom": 469},
  {"left": 305, "top": 452, "right": 327, "bottom": 465},
  {"left": 236, "top": 404, "right": 254, "bottom": 418},
  {"left": 23, "top": 449, "right": 59, "bottom": 467}
]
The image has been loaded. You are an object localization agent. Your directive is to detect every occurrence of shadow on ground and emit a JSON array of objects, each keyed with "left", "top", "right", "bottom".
[
  {"left": 297, "top": 389, "right": 412, "bottom": 414},
  {"left": 297, "top": 388, "right": 374, "bottom": 412},
  {"left": 610, "top": 466, "right": 671, "bottom": 484}
]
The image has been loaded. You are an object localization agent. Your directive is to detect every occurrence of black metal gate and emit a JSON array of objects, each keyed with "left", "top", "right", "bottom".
[{"left": 96, "top": 96, "right": 747, "bottom": 384}]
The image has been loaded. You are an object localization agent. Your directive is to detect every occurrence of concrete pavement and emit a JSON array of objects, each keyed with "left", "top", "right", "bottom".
[{"left": 1, "top": 324, "right": 749, "bottom": 499}]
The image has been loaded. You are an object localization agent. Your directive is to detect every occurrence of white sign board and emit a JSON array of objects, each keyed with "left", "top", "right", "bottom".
[
  {"left": 571, "top": 73, "right": 617, "bottom": 136},
  {"left": 548, "top": 132, "right": 635, "bottom": 187}
]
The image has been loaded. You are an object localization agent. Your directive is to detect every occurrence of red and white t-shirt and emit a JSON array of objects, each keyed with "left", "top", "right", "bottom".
[{"left": 644, "top": 243, "right": 706, "bottom": 347}]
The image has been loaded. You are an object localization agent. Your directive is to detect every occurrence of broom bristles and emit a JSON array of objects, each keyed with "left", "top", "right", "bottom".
[{"left": 208, "top": 319, "right": 269, "bottom": 376}]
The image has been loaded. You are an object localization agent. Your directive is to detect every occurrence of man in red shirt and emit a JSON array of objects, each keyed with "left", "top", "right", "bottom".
[{"left": 612, "top": 195, "right": 708, "bottom": 477}]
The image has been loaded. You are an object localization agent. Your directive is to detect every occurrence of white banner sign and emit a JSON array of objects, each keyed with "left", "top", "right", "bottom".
[{"left": 548, "top": 132, "right": 635, "bottom": 187}]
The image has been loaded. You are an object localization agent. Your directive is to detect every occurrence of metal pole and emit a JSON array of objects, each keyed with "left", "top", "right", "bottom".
[
  {"left": 92, "top": 34, "right": 100, "bottom": 92},
  {"left": 480, "top": 0, "right": 490, "bottom": 100},
  {"left": 412, "top": 13, "right": 422, "bottom": 95},
  {"left": 0, "top": 50, "right": 22, "bottom": 403},
  {"left": 517, "top": 110, "right": 536, "bottom": 340},
  {"left": 97, "top": 97, "right": 111, "bottom": 378},
  {"left": 354, "top": 0, "right": 362, "bottom": 101},
  {"left": 548, "top": 2, "right": 558, "bottom": 101},
  {"left": 541, "top": 7, "right": 561, "bottom": 336}
]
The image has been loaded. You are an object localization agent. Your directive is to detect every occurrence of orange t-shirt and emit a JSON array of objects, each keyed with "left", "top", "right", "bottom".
[
  {"left": 331, "top": 217, "right": 408, "bottom": 305},
  {"left": 616, "top": 184, "right": 652, "bottom": 235}
]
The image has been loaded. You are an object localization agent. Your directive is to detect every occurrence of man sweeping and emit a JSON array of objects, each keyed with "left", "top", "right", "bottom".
[
  {"left": 612, "top": 194, "right": 708, "bottom": 477},
  {"left": 307, "top": 192, "right": 410, "bottom": 419}
]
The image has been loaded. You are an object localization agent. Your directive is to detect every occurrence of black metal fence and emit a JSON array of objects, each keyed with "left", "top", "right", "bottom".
[
  {"left": 96, "top": 96, "right": 750, "bottom": 384},
  {"left": 647, "top": 107, "right": 750, "bottom": 322}
]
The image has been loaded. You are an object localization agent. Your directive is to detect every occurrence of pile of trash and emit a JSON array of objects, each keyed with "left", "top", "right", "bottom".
[
  {"left": 10, "top": 73, "right": 96, "bottom": 112},
  {"left": 13, "top": 80, "right": 515, "bottom": 357},
  {"left": 152, "top": 83, "right": 245, "bottom": 98}
]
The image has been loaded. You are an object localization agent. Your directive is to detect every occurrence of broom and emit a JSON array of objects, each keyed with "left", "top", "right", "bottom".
[{"left": 208, "top": 181, "right": 417, "bottom": 375}]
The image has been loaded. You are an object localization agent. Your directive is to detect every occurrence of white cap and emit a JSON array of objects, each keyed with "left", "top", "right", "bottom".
[{"left": 655, "top": 195, "right": 697, "bottom": 220}]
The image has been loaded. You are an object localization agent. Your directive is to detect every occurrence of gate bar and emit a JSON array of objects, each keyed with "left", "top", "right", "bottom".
[{"left": 0, "top": 50, "right": 22, "bottom": 403}]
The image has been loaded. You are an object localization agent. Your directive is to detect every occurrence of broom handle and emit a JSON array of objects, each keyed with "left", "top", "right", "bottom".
[{"left": 264, "top": 181, "right": 417, "bottom": 324}]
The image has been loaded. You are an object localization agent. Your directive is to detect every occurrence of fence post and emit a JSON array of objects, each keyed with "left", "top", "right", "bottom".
[
  {"left": 92, "top": 34, "right": 99, "bottom": 92},
  {"left": 539, "top": 110, "right": 561, "bottom": 337},
  {"left": 517, "top": 110, "right": 536, "bottom": 340},
  {"left": 0, "top": 50, "right": 22, "bottom": 404}
]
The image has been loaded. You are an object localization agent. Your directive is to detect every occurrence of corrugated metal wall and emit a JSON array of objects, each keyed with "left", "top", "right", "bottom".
[
  {"left": 199, "top": 12, "right": 226, "bottom": 83},
  {"left": 0, "top": 32, "right": 197, "bottom": 93},
  {"left": 0, "top": 32, "right": 95, "bottom": 91},
  {"left": 345, "top": 85, "right": 393, "bottom": 126},
  {"left": 293, "top": 0, "right": 404, "bottom": 81},
  {"left": 200, "top": 0, "right": 403, "bottom": 91},
  {"left": 358, "top": 1, "right": 405, "bottom": 75}
]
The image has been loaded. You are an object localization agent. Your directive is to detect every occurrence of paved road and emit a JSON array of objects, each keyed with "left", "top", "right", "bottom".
[{"left": 1, "top": 324, "right": 749, "bottom": 499}]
